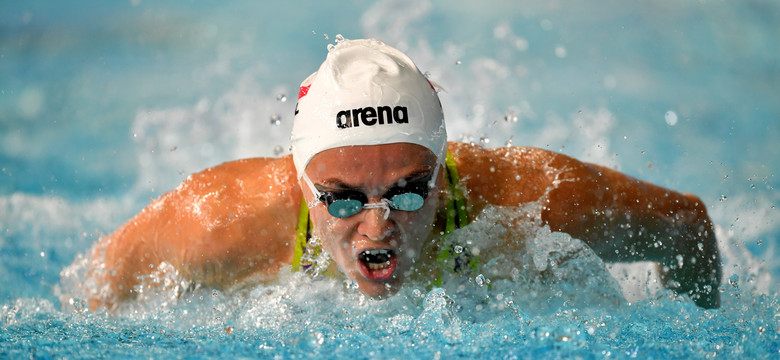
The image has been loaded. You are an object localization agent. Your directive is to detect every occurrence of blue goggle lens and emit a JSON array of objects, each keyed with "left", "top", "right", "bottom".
[
  {"left": 327, "top": 199, "right": 364, "bottom": 218},
  {"left": 388, "top": 192, "right": 425, "bottom": 211}
]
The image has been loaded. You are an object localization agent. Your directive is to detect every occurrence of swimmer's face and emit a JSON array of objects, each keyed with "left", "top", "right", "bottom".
[{"left": 301, "top": 143, "right": 440, "bottom": 298}]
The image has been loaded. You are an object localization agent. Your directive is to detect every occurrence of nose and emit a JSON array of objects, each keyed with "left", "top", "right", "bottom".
[{"left": 358, "top": 206, "right": 395, "bottom": 241}]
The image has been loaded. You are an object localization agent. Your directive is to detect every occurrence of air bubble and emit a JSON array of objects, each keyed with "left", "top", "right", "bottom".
[
  {"left": 273, "top": 145, "right": 284, "bottom": 156},
  {"left": 276, "top": 93, "right": 287, "bottom": 102},
  {"left": 504, "top": 110, "right": 518, "bottom": 122},
  {"left": 719, "top": 195, "right": 727, "bottom": 202},
  {"left": 270, "top": 114, "right": 281, "bottom": 125},
  {"left": 335, "top": 34, "right": 345, "bottom": 43},
  {"left": 455, "top": 60, "right": 462, "bottom": 65},
  {"left": 454, "top": 245, "right": 463, "bottom": 254}
]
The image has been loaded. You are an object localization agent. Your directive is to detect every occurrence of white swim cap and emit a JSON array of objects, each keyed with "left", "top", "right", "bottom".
[{"left": 291, "top": 38, "right": 447, "bottom": 177}]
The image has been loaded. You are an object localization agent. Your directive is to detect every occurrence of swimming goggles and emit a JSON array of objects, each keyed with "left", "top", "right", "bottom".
[{"left": 301, "top": 164, "right": 439, "bottom": 219}]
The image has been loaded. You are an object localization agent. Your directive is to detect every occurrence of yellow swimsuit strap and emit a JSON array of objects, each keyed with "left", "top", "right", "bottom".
[
  {"left": 443, "top": 151, "right": 469, "bottom": 234},
  {"left": 292, "top": 151, "right": 468, "bottom": 272},
  {"left": 292, "top": 199, "right": 311, "bottom": 272}
]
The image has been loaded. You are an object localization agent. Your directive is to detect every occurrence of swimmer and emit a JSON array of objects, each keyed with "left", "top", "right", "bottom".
[{"left": 80, "top": 38, "right": 721, "bottom": 311}]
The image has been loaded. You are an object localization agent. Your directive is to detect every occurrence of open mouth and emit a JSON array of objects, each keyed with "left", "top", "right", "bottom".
[{"left": 357, "top": 249, "right": 397, "bottom": 281}]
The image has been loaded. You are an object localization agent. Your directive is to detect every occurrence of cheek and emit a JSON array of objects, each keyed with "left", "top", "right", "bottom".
[
  {"left": 397, "top": 198, "right": 438, "bottom": 244},
  {"left": 311, "top": 210, "right": 352, "bottom": 256}
]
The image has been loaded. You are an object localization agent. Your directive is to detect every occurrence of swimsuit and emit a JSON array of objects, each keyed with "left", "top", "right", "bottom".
[{"left": 292, "top": 152, "right": 473, "bottom": 278}]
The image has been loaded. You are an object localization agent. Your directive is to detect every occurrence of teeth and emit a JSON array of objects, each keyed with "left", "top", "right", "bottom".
[
  {"left": 368, "top": 261, "right": 391, "bottom": 270},
  {"left": 366, "top": 249, "right": 389, "bottom": 256}
]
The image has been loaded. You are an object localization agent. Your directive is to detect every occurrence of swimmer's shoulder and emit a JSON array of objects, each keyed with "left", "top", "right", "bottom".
[
  {"left": 446, "top": 142, "right": 569, "bottom": 207},
  {"left": 178, "top": 155, "right": 302, "bottom": 206},
  {"left": 157, "top": 155, "right": 302, "bottom": 282}
]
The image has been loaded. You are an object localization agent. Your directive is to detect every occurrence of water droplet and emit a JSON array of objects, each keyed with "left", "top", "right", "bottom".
[
  {"left": 71, "top": 298, "right": 84, "bottom": 312},
  {"left": 270, "top": 114, "right": 281, "bottom": 125},
  {"left": 729, "top": 274, "right": 739, "bottom": 288},
  {"left": 719, "top": 195, "right": 727, "bottom": 202},
  {"left": 323, "top": 33, "right": 329, "bottom": 40},
  {"left": 475, "top": 274, "right": 488, "bottom": 287},
  {"left": 480, "top": 136, "right": 490, "bottom": 145},
  {"left": 273, "top": 145, "right": 284, "bottom": 156},
  {"left": 424, "top": 71, "right": 431, "bottom": 78},
  {"left": 665, "top": 111, "right": 678, "bottom": 126},
  {"left": 504, "top": 110, "right": 518, "bottom": 122},
  {"left": 276, "top": 93, "right": 287, "bottom": 102},
  {"left": 455, "top": 60, "right": 462, "bottom": 65},
  {"left": 345, "top": 280, "right": 359, "bottom": 289},
  {"left": 554, "top": 45, "right": 567, "bottom": 58},
  {"left": 40, "top": 251, "right": 45, "bottom": 258}
]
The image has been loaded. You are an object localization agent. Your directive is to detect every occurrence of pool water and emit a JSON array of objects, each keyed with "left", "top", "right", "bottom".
[{"left": 2, "top": 0, "right": 778, "bottom": 358}]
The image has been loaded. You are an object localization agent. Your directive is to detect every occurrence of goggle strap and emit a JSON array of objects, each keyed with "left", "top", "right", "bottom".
[{"left": 300, "top": 172, "right": 322, "bottom": 209}]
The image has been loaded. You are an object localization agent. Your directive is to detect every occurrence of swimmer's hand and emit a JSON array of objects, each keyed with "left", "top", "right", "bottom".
[{"left": 658, "top": 219, "right": 722, "bottom": 309}]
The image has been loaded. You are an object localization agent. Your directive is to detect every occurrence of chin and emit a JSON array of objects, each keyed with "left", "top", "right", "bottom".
[{"left": 355, "top": 276, "right": 403, "bottom": 299}]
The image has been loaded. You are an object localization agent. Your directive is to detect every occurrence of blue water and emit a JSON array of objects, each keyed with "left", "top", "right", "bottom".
[{"left": 2, "top": 0, "right": 778, "bottom": 358}]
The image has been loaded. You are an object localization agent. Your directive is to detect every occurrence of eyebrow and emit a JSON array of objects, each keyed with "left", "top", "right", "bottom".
[{"left": 314, "top": 167, "right": 433, "bottom": 192}]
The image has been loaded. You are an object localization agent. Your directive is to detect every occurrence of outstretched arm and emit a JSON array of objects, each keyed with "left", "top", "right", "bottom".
[
  {"left": 451, "top": 143, "right": 721, "bottom": 308},
  {"left": 84, "top": 157, "right": 301, "bottom": 311},
  {"left": 541, "top": 157, "right": 721, "bottom": 308}
]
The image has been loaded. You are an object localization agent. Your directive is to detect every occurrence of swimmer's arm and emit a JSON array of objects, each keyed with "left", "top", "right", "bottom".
[
  {"left": 450, "top": 143, "right": 721, "bottom": 308},
  {"left": 85, "top": 157, "right": 301, "bottom": 311},
  {"left": 540, "top": 156, "right": 722, "bottom": 309}
]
